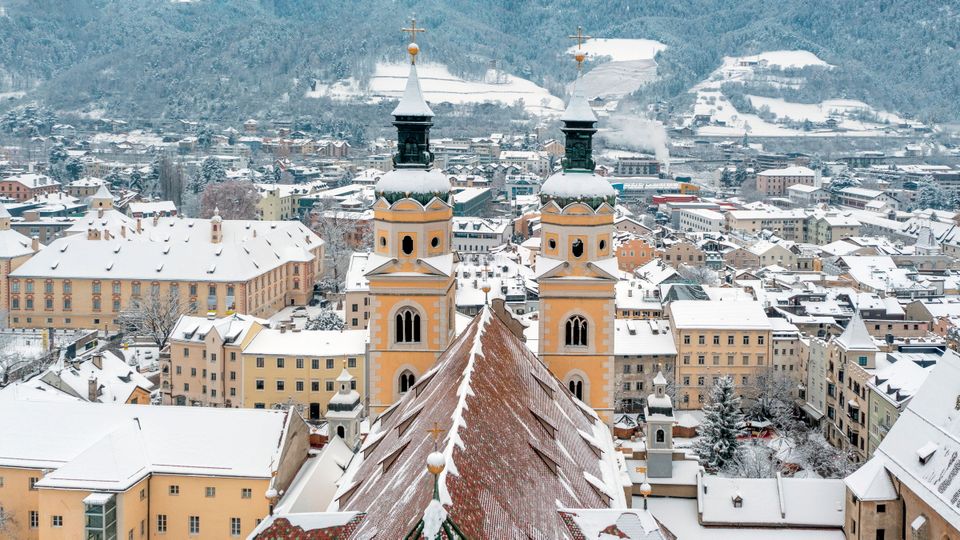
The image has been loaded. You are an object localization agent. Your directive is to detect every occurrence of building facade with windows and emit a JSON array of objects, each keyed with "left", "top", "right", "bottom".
[
  {"left": 7, "top": 207, "right": 323, "bottom": 330},
  {"left": 669, "top": 300, "right": 773, "bottom": 408},
  {"left": 0, "top": 401, "right": 307, "bottom": 540}
]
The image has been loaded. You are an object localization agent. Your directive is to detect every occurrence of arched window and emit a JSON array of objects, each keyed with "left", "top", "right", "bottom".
[
  {"left": 401, "top": 235, "right": 414, "bottom": 255},
  {"left": 656, "top": 429, "right": 665, "bottom": 443},
  {"left": 336, "top": 425, "right": 345, "bottom": 438},
  {"left": 571, "top": 238, "right": 584, "bottom": 258},
  {"left": 399, "top": 370, "right": 416, "bottom": 393},
  {"left": 395, "top": 308, "right": 422, "bottom": 343},
  {"left": 568, "top": 378, "right": 583, "bottom": 400},
  {"left": 565, "top": 315, "right": 588, "bottom": 346}
]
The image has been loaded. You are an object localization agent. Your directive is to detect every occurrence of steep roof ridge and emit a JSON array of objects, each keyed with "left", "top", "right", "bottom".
[{"left": 435, "top": 307, "right": 492, "bottom": 506}]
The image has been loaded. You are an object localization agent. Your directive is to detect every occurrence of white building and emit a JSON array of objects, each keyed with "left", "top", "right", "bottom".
[{"left": 451, "top": 217, "right": 512, "bottom": 254}]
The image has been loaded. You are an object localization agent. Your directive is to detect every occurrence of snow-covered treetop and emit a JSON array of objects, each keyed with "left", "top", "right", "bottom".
[{"left": 391, "top": 63, "right": 434, "bottom": 118}]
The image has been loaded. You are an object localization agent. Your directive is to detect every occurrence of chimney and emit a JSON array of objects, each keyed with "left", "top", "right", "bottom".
[
  {"left": 31, "top": 235, "right": 39, "bottom": 252},
  {"left": 98, "top": 208, "right": 104, "bottom": 219},
  {"left": 87, "top": 375, "right": 99, "bottom": 402},
  {"left": 120, "top": 226, "right": 126, "bottom": 239},
  {"left": 152, "top": 214, "right": 159, "bottom": 227},
  {"left": 103, "top": 229, "right": 112, "bottom": 241},
  {"left": 280, "top": 326, "right": 286, "bottom": 334},
  {"left": 136, "top": 217, "right": 142, "bottom": 233},
  {"left": 92, "top": 353, "right": 103, "bottom": 370}
]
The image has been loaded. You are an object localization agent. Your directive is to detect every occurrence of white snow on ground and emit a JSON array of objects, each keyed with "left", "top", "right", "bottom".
[
  {"left": 567, "top": 38, "right": 667, "bottom": 62},
  {"left": 307, "top": 62, "right": 564, "bottom": 116},
  {"left": 566, "top": 38, "right": 668, "bottom": 100},
  {"left": 737, "top": 50, "right": 831, "bottom": 69},
  {"left": 686, "top": 50, "right": 914, "bottom": 137}
]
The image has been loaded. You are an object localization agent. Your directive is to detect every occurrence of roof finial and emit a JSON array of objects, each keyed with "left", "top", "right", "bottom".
[
  {"left": 567, "top": 25, "right": 592, "bottom": 73},
  {"left": 402, "top": 16, "right": 426, "bottom": 65}
]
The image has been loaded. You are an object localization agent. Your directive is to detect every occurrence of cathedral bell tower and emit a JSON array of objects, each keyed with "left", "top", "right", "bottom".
[
  {"left": 536, "top": 27, "right": 618, "bottom": 420},
  {"left": 366, "top": 20, "right": 457, "bottom": 414}
]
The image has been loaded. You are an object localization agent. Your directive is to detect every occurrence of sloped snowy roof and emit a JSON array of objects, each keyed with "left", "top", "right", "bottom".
[
  {"left": 844, "top": 456, "right": 897, "bottom": 501},
  {"left": 391, "top": 63, "right": 435, "bottom": 117},
  {"left": 328, "top": 307, "right": 627, "bottom": 538},
  {"left": 833, "top": 311, "right": 878, "bottom": 352},
  {"left": 561, "top": 91, "right": 598, "bottom": 123}
]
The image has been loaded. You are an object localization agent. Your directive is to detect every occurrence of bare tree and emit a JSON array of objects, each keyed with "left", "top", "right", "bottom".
[
  {"left": 118, "top": 289, "right": 189, "bottom": 348},
  {"left": 158, "top": 156, "right": 185, "bottom": 207},
  {"left": 0, "top": 507, "right": 16, "bottom": 537},
  {"left": 678, "top": 264, "right": 718, "bottom": 285},
  {"left": 200, "top": 181, "right": 260, "bottom": 220},
  {"left": 310, "top": 200, "right": 372, "bottom": 294},
  {"left": 726, "top": 438, "right": 785, "bottom": 478}
]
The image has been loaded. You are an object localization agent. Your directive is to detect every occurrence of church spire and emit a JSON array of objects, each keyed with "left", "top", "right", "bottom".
[{"left": 391, "top": 17, "right": 434, "bottom": 169}]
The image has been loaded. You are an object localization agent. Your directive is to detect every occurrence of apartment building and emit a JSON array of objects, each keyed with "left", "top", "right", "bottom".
[
  {"left": 669, "top": 300, "right": 773, "bottom": 408},
  {"left": 726, "top": 209, "right": 807, "bottom": 241},
  {"left": 614, "top": 319, "right": 677, "bottom": 412},
  {"left": 821, "top": 312, "right": 879, "bottom": 463},
  {"left": 343, "top": 252, "right": 371, "bottom": 329},
  {"left": 677, "top": 208, "right": 725, "bottom": 233},
  {"left": 162, "top": 314, "right": 367, "bottom": 421},
  {"left": 240, "top": 327, "right": 366, "bottom": 420},
  {"left": 755, "top": 166, "right": 817, "bottom": 196},
  {"left": 8, "top": 207, "right": 322, "bottom": 330},
  {"left": 0, "top": 173, "right": 60, "bottom": 202},
  {"left": 0, "top": 400, "right": 307, "bottom": 540}
]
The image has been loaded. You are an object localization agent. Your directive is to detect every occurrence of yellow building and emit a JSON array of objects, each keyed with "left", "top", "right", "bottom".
[
  {"left": 256, "top": 183, "right": 317, "bottom": 221},
  {"left": 162, "top": 314, "right": 367, "bottom": 421},
  {"left": 240, "top": 327, "right": 366, "bottom": 420},
  {"left": 668, "top": 300, "right": 773, "bottom": 408},
  {"left": 8, "top": 193, "right": 323, "bottom": 330},
  {"left": 365, "top": 51, "right": 457, "bottom": 414},
  {"left": 0, "top": 400, "right": 307, "bottom": 540},
  {"left": 536, "top": 90, "right": 619, "bottom": 420},
  {"left": 0, "top": 205, "right": 40, "bottom": 324}
]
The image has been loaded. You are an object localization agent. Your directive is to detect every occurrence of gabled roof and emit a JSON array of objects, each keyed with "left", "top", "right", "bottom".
[
  {"left": 844, "top": 456, "right": 897, "bottom": 501},
  {"left": 331, "top": 307, "right": 628, "bottom": 538}
]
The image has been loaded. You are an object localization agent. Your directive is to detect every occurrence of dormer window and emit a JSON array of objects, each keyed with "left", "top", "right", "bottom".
[{"left": 732, "top": 494, "right": 743, "bottom": 508}]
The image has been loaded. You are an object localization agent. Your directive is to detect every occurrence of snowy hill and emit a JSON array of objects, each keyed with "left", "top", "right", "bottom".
[
  {"left": 307, "top": 62, "right": 564, "bottom": 116},
  {"left": 566, "top": 38, "right": 668, "bottom": 100},
  {"left": 686, "top": 50, "right": 924, "bottom": 137}
]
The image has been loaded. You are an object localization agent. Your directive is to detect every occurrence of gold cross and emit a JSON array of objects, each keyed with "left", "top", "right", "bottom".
[
  {"left": 568, "top": 26, "right": 592, "bottom": 71},
  {"left": 402, "top": 17, "right": 426, "bottom": 44},
  {"left": 427, "top": 422, "right": 444, "bottom": 445}
]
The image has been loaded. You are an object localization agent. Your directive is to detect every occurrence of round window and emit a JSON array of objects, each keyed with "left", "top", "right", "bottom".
[
  {"left": 571, "top": 239, "right": 584, "bottom": 258},
  {"left": 401, "top": 235, "right": 414, "bottom": 255},
  {"left": 548, "top": 238, "right": 557, "bottom": 250},
  {"left": 599, "top": 239, "right": 607, "bottom": 251},
  {"left": 431, "top": 236, "right": 440, "bottom": 248}
]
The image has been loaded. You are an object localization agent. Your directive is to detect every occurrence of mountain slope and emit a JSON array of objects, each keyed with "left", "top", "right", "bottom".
[{"left": 0, "top": 0, "right": 956, "bottom": 122}]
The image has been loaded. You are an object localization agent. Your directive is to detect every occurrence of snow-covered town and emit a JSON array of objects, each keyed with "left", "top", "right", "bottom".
[{"left": 1, "top": 6, "right": 960, "bottom": 540}]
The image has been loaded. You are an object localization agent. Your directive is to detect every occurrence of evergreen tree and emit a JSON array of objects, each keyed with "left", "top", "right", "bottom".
[
  {"left": 915, "top": 175, "right": 946, "bottom": 210},
  {"left": 105, "top": 170, "right": 124, "bottom": 189},
  {"left": 64, "top": 157, "right": 84, "bottom": 181},
  {"left": 200, "top": 157, "right": 226, "bottom": 185},
  {"left": 305, "top": 310, "right": 345, "bottom": 331},
  {"left": 129, "top": 170, "right": 143, "bottom": 191},
  {"left": 694, "top": 376, "right": 744, "bottom": 471}
]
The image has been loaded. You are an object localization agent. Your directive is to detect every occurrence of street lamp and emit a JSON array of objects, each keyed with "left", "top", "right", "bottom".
[{"left": 640, "top": 481, "right": 652, "bottom": 510}]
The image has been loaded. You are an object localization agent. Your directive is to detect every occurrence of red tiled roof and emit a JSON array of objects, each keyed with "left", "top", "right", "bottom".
[{"left": 337, "top": 307, "right": 622, "bottom": 538}]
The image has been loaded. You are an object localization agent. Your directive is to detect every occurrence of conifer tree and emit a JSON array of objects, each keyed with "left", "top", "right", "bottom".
[{"left": 694, "top": 375, "right": 744, "bottom": 471}]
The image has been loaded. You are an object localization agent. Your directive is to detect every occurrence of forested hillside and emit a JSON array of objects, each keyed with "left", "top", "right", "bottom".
[{"left": 0, "top": 0, "right": 957, "bottom": 123}]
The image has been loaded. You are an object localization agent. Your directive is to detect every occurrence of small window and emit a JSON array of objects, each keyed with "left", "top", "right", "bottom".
[
  {"left": 169, "top": 484, "right": 179, "bottom": 496},
  {"left": 599, "top": 239, "right": 606, "bottom": 251},
  {"left": 548, "top": 238, "right": 557, "bottom": 250},
  {"left": 379, "top": 236, "right": 386, "bottom": 247},
  {"left": 571, "top": 239, "right": 584, "bottom": 258},
  {"left": 877, "top": 504, "right": 886, "bottom": 513},
  {"left": 205, "top": 486, "right": 215, "bottom": 498},
  {"left": 241, "top": 488, "right": 252, "bottom": 499},
  {"left": 431, "top": 236, "right": 440, "bottom": 248},
  {"left": 52, "top": 515, "right": 63, "bottom": 527},
  {"left": 401, "top": 235, "right": 414, "bottom": 255}
]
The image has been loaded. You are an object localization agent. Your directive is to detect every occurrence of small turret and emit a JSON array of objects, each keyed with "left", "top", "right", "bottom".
[
  {"left": 211, "top": 207, "right": 222, "bottom": 244},
  {"left": 326, "top": 361, "right": 362, "bottom": 449},
  {"left": 644, "top": 371, "right": 676, "bottom": 479}
]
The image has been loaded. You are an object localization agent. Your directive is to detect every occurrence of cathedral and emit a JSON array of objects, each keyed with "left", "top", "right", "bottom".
[{"left": 247, "top": 24, "right": 674, "bottom": 540}]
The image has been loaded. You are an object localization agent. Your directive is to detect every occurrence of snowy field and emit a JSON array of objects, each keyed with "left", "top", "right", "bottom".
[
  {"left": 307, "top": 62, "right": 564, "bottom": 116},
  {"left": 688, "top": 50, "right": 911, "bottom": 137},
  {"left": 567, "top": 38, "right": 668, "bottom": 100}
]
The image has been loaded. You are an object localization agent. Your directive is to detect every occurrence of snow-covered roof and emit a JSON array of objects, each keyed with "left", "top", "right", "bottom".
[
  {"left": 698, "top": 473, "right": 845, "bottom": 528},
  {"left": 757, "top": 166, "right": 815, "bottom": 177},
  {"left": 669, "top": 300, "right": 772, "bottom": 330},
  {"left": 39, "top": 351, "right": 153, "bottom": 404},
  {"left": 832, "top": 311, "right": 878, "bottom": 352},
  {"left": 391, "top": 63, "right": 434, "bottom": 118},
  {"left": 614, "top": 319, "right": 676, "bottom": 356},
  {"left": 561, "top": 91, "right": 598, "bottom": 123},
  {"left": 244, "top": 329, "right": 367, "bottom": 357},
  {"left": 2, "top": 400, "right": 293, "bottom": 491},
  {"left": 844, "top": 456, "right": 897, "bottom": 501},
  {"left": 375, "top": 168, "right": 451, "bottom": 195},
  {"left": 540, "top": 170, "right": 616, "bottom": 199}
]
